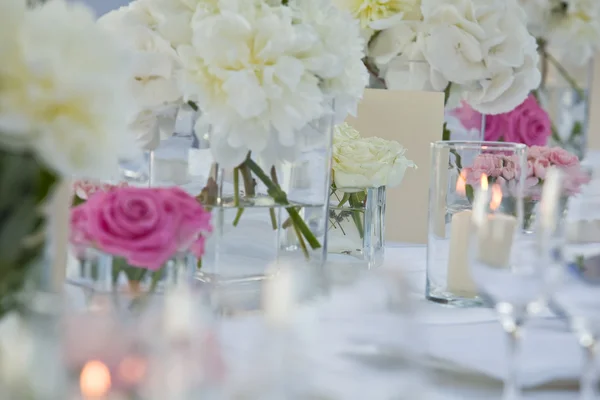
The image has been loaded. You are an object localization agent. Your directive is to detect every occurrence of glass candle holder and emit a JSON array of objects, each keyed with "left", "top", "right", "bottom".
[
  {"left": 328, "top": 186, "right": 386, "bottom": 269},
  {"left": 426, "top": 141, "right": 527, "bottom": 307}
]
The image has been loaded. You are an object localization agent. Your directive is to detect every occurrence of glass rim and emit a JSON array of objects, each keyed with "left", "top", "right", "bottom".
[{"left": 431, "top": 140, "right": 527, "bottom": 152}]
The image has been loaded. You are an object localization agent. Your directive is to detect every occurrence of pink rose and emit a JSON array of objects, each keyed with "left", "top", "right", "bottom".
[
  {"left": 526, "top": 145, "right": 550, "bottom": 161},
  {"left": 562, "top": 167, "right": 591, "bottom": 196},
  {"left": 163, "top": 187, "right": 212, "bottom": 251},
  {"left": 452, "top": 101, "right": 483, "bottom": 131},
  {"left": 532, "top": 157, "right": 551, "bottom": 179},
  {"left": 505, "top": 95, "right": 551, "bottom": 146},
  {"left": 472, "top": 154, "right": 504, "bottom": 178},
  {"left": 547, "top": 147, "right": 579, "bottom": 168},
  {"left": 71, "top": 187, "right": 212, "bottom": 270},
  {"left": 501, "top": 156, "right": 517, "bottom": 180},
  {"left": 484, "top": 114, "right": 508, "bottom": 142}
]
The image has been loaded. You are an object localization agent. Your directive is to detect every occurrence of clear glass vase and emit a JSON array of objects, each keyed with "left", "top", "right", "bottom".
[
  {"left": 328, "top": 186, "right": 386, "bottom": 269},
  {"left": 66, "top": 248, "right": 196, "bottom": 314},
  {"left": 190, "top": 105, "right": 334, "bottom": 289},
  {"left": 426, "top": 141, "right": 527, "bottom": 307},
  {"left": 538, "top": 46, "right": 593, "bottom": 159}
]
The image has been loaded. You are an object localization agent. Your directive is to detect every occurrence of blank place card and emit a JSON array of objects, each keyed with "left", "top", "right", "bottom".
[{"left": 345, "top": 88, "right": 444, "bottom": 244}]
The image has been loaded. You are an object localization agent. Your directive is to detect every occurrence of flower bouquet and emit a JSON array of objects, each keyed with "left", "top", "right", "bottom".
[
  {"left": 0, "top": 0, "right": 138, "bottom": 319},
  {"left": 329, "top": 124, "right": 415, "bottom": 267},
  {"left": 69, "top": 187, "right": 211, "bottom": 311},
  {"left": 462, "top": 146, "right": 590, "bottom": 230},
  {"left": 101, "top": 0, "right": 369, "bottom": 281}
]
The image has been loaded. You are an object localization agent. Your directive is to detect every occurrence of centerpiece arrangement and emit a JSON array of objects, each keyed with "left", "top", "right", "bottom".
[
  {"left": 329, "top": 123, "right": 415, "bottom": 268},
  {"left": 518, "top": 0, "right": 600, "bottom": 157},
  {"left": 69, "top": 186, "right": 211, "bottom": 311},
  {"left": 334, "top": 0, "right": 542, "bottom": 140},
  {"left": 101, "top": 0, "right": 369, "bottom": 282}
]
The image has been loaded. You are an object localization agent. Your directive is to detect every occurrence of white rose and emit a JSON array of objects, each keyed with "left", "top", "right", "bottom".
[
  {"left": 333, "top": 136, "right": 416, "bottom": 189},
  {"left": 334, "top": 123, "right": 361, "bottom": 141}
]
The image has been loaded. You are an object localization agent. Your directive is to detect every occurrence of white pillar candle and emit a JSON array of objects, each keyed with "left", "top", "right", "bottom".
[
  {"left": 477, "top": 214, "right": 517, "bottom": 268},
  {"left": 262, "top": 265, "right": 295, "bottom": 327},
  {"left": 447, "top": 210, "right": 477, "bottom": 296},
  {"left": 447, "top": 210, "right": 518, "bottom": 295}
]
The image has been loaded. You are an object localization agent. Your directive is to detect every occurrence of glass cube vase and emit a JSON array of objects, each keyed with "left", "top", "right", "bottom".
[
  {"left": 538, "top": 47, "right": 593, "bottom": 159},
  {"left": 328, "top": 186, "right": 386, "bottom": 269},
  {"left": 66, "top": 248, "right": 196, "bottom": 314},
  {"left": 190, "top": 106, "right": 335, "bottom": 290},
  {"left": 426, "top": 141, "right": 527, "bottom": 307}
]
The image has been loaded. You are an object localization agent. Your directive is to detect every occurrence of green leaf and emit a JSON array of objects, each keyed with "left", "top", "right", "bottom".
[
  {"left": 571, "top": 121, "right": 583, "bottom": 138},
  {"left": 337, "top": 193, "right": 350, "bottom": 207},
  {"left": 442, "top": 122, "right": 451, "bottom": 141},
  {"left": 465, "top": 184, "right": 475, "bottom": 204}
]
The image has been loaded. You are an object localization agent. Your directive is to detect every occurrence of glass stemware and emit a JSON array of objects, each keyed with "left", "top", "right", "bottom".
[
  {"left": 468, "top": 167, "right": 545, "bottom": 400},
  {"left": 550, "top": 174, "right": 600, "bottom": 400}
]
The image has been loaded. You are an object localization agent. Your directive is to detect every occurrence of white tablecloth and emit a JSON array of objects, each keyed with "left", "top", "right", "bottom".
[{"left": 197, "top": 244, "right": 584, "bottom": 400}]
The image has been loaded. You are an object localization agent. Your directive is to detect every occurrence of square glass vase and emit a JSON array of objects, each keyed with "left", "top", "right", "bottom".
[
  {"left": 187, "top": 105, "right": 335, "bottom": 290},
  {"left": 328, "top": 186, "right": 386, "bottom": 269},
  {"left": 66, "top": 248, "right": 196, "bottom": 314},
  {"left": 426, "top": 141, "right": 527, "bottom": 307}
]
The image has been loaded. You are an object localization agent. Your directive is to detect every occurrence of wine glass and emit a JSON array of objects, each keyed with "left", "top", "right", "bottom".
[
  {"left": 467, "top": 173, "right": 549, "bottom": 399},
  {"left": 549, "top": 176, "right": 600, "bottom": 400}
]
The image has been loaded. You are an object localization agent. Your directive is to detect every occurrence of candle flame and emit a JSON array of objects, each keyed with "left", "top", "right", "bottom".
[
  {"left": 490, "top": 184, "right": 503, "bottom": 211},
  {"left": 480, "top": 174, "right": 488, "bottom": 191},
  {"left": 80, "top": 360, "right": 111, "bottom": 397},
  {"left": 456, "top": 170, "right": 467, "bottom": 196}
]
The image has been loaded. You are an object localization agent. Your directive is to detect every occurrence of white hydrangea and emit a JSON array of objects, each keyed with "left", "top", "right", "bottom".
[
  {"left": 548, "top": 0, "right": 600, "bottom": 64},
  {"left": 518, "top": 0, "right": 600, "bottom": 65},
  {"left": 0, "top": 0, "right": 139, "bottom": 179},
  {"left": 364, "top": 0, "right": 541, "bottom": 115}
]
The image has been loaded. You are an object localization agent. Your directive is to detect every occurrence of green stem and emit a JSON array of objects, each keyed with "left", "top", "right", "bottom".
[
  {"left": 233, "top": 167, "right": 240, "bottom": 207},
  {"left": 443, "top": 83, "right": 452, "bottom": 106},
  {"left": 245, "top": 158, "right": 321, "bottom": 250},
  {"left": 233, "top": 208, "right": 244, "bottom": 227},
  {"left": 268, "top": 208, "right": 277, "bottom": 230},
  {"left": 545, "top": 51, "right": 586, "bottom": 100},
  {"left": 291, "top": 217, "right": 310, "bottom": 259},
  {"left": 349, "top": 193, "right": 365, "bottom": 239}
]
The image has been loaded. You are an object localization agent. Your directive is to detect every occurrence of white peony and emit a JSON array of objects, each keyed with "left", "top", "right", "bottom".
[
  {"left": 0, "top": 0, "right": 139, "bottom": 179},
  {"left": 290, "top": 0, "right": 369, "bottom": 121},
  {"left": 332, "top": 0, "right": 422, "bottom": 37},
  {"left": 180, "top": 0, "right": 367, "bottom": 167},
  {"left": 99, "top": 2, "right": 183, "bottom": 150},
  {"left": 332, "top": 126, "right": 416, "bottom": 188}
]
